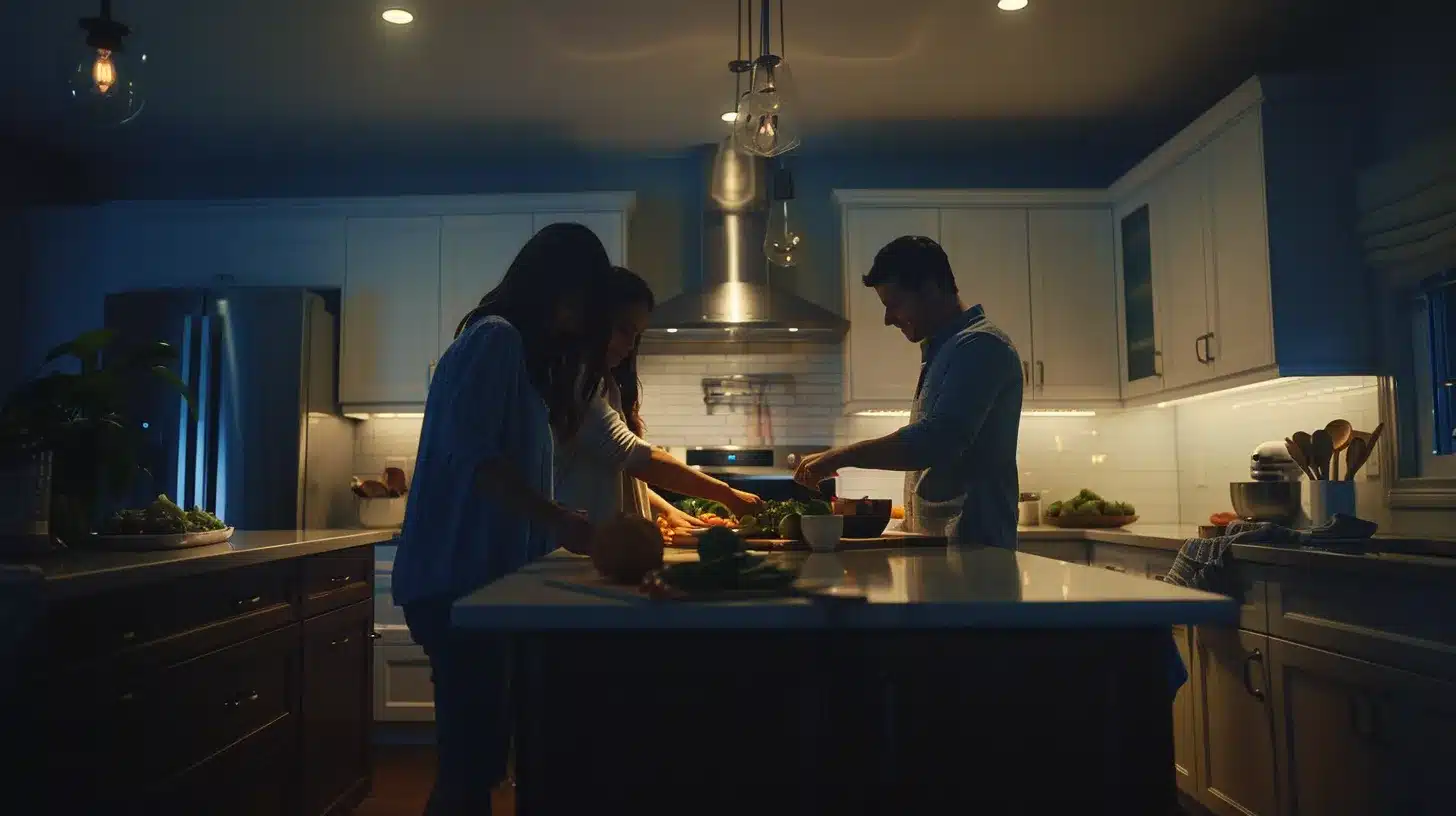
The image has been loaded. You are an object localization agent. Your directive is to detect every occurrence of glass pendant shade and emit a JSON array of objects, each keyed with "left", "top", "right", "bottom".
[
  {"left": 764, "top": 167, "right": 802, "bottom": 267},
  {"left": 733, "top": 56, "right": 801, "bottom": 157}
]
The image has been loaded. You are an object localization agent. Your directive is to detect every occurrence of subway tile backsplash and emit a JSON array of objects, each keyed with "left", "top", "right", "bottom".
[{"left": 349, "top": 346, "right": 1381, "bottom": 530}]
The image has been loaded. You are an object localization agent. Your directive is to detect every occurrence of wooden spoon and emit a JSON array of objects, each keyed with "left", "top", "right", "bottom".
[
  {"left": 1325, "top": 419, "right": 1353, "bottom": 481},
  {"left": 1291, "top": 432, "right": 1315, "bottom": 476},
  {"left": 1344, "top": 437, "right": 1370, "bottom": 481},
  {"left": 1284, "top": 438, "right": 1316, "bottom": 480},
  {"left": 1310, "top": 429, "right": 1334, "bottom": 481}
]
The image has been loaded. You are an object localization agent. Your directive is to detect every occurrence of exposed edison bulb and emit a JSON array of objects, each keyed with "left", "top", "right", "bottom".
[
  {"left": 765, "top": 200, "right": 802, "bottom": 268},
  {"left": 91, "top": 48, "right": 116, "bottom": 94},
  {"left": 733, "top": 57, "right": 801, "bottom": 157}
]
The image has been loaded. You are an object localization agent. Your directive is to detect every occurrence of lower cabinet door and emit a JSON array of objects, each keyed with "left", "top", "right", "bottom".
[
  {"left": 157, "top": 714, "right": 296, "bottom": 816},
  {"left": 1267, "top": 637, "right": 1456, "bottom": 816},
  {"left": 1170, "top": 623, "right": 1199, "bottom": 797},
  {"left": 1193, "top": 627, "right": 1279, "bottom": 816},
  {"left": 302, "top": 600, "right": 374, "bottom": 816}
]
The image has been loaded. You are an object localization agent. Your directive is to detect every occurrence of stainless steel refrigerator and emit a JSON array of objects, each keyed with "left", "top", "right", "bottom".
[{"left": 103, "top": 287, "right": 356, "bottom": 531}]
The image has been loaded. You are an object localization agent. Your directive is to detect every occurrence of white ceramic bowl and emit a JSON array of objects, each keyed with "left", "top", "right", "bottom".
[{"left": 800, "top": 514, "right": 845, "bottom": 553}]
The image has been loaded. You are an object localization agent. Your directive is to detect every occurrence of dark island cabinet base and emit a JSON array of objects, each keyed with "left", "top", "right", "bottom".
[
  {"left": 508, "top": 628, "right": 1175, "bottom": 816},
  {"left": 2, "top": 544, "right": 375, "bottom": 816}
]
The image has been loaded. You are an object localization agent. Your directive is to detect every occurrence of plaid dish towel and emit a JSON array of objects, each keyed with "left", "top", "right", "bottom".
[{"left": 1163, "top": 521, "right": 1305, "bottom": 598}]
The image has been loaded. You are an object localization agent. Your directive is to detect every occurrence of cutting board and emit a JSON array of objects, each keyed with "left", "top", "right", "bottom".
[{"left": 667, "top": 532, "right": 946, "bottom": 551}]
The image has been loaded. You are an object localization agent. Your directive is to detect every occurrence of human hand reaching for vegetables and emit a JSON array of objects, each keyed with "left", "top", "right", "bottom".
[
  {"left": 660, "top": 504, "right": 707, "bottom": 530},
  {"left": 723, "top": 489, "right": 765, "bottom": 519}
]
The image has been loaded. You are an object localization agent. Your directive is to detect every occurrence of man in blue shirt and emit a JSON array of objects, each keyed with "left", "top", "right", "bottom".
[{"left": 794, "top": 235, "right": 1023, "bottom": 548}]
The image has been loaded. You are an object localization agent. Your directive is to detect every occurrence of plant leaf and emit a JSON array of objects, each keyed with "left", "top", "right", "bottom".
[{"left": 44, "top": 328, "right": 116, "bottom": 371}]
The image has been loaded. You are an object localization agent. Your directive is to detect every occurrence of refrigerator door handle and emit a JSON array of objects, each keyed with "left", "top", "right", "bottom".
[
  {"left": 175, "top": 314, "right": 196, "bottom": 503},
  {"left": 192, "top": 315, "right": 215, "bottom": 510}
]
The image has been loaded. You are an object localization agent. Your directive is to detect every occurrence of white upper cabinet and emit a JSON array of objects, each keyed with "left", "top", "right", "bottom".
[
  {"left": 835, "top": 192, "right": 1121, "bottom": 414},
  {"left": 841, "top": 207, "right": 938, "bottom": 409},
  {"left": 939, "top": 208, "right": 1033, "bottom": 386},
  {"left": 1158, "top": 149, "right": 1217, "bottom": 392},
  {"left": 340, "top": 216, "right": 442, "bottom": 407},
  {"left": 1027, "top": 208, "right": 1121, "bottom": 401},
  {"left": 438, "top": 214, "right": 535, "bottom": 356},
  {"left": 532, "top": 211, "right": 627, "bottom": 267},
  {"left": 1204, "top": 110, "right": 1275, "bottom": 378},
  {"left": 1110, "top": 76, "right": 1372, "bottom": 404}
]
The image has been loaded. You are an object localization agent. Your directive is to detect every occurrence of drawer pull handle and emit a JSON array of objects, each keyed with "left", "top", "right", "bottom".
[
  {"left": 330, "top": 636, "right": 352, "bottom": 647},
  {"left": 329, "top": 575, "right": 353, "bottom": 586},
  {"left": 1242, "top": 649, "right": 1265, "bottom": 702},
  {"left": 235, "top": 595, "right": 264, "bottom": 610},
  {"left": 225, "top": 691, "right": 260, "bottom": 709},
  {"left": 120, "top": 630, "right": 137, "bottom": 641},
  {"left": 370, "top": 631, "right": 383, "bottom": 640}
]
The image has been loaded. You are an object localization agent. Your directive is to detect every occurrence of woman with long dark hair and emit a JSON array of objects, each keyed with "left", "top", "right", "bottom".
[
  {"left": 555, "top": 266, "right": 763, "bottom": 526},
  {"left": 393, "top": 222, "right": 612, "bottom": 815}
]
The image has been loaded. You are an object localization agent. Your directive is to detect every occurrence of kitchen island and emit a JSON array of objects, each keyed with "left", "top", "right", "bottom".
[{"left": 456, "top": 546, "right": 1236, "bottom": 815}]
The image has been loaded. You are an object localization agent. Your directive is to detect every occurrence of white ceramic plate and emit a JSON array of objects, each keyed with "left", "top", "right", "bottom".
[{"left": 89, "top": 526, "right": 235, "bottom": 551}]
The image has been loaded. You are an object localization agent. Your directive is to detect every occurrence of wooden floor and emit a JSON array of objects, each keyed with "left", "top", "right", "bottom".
[{"left": 355, "top": 744, "right": 514, "bottom": 816}]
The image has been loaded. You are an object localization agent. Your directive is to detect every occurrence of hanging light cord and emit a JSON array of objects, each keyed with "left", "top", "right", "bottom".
[
  {"left": 760, "top": 0, "right": 771, "bottom": 57},
  {"left": 780, "top": 0, "right": 786, "bottom": 59}
]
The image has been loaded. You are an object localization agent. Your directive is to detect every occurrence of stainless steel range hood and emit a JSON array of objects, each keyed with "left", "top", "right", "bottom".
[{"left": 644, "top": 139, "right": 849, "bottom": 342}]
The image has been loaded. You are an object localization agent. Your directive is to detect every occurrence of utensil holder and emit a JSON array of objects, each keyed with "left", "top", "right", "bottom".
[{"left": 1306, "top": 481, "right": 1355, "bottom": 527}]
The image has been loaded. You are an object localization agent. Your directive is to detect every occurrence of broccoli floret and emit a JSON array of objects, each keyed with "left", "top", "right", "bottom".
[
  {"left": 1076, "top": 488, "right": 1103, "bottom": 503},
  {"left": 1047, "top": 501, "right": 1063, "bottom": 517}
]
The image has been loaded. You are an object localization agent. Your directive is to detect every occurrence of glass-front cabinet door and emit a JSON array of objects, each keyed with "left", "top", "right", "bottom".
[{"left": 1115, "top": 188, "right": 1165, "bottom": 398}]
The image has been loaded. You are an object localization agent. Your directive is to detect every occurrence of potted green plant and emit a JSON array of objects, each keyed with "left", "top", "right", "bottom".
[{"left": 0, "top": 328, "right": 189, "bottom": 548}]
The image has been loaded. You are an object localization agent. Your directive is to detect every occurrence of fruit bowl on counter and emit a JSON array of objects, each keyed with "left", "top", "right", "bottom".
[{"left": 1044, "top": 489, "right": 1139, "bottom": 529}]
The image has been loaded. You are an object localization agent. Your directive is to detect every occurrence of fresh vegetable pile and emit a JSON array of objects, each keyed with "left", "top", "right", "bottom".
[
  {"left": 1046, "top": 489, "right": 1136, "bottom": 519},
  {"left": 641, "top": 527, "right": 797, "bottom": 598},
  {"left": 103, "top": 494, "right": 227, "bottom": 535},
  {"left": 665, "top": 497, "right": 832, "bottom": 541}
]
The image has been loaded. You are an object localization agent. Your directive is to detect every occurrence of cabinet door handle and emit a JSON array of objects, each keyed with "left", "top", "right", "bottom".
[
  {"left": 1203, "top": 333, "right": 1216, "bottom": 363},
  {"left": 1036, "top": 361, "right": 1045, "bottom": 388},
  {"left": 1022, "top": 361, "right": 1031, "bottom": 387},
  {"left": 225, "top": 691, "right": 260, "bottom": 708},
  {"left": 329, "top": 635, "right": 352, "bottom": 647},
  {"left": 1153, "top": 350, "right": 1163, "bottom": 377},
  {"left": 329, "top": 575, "right": 353, "bottom": 586},
  {"left": 427, "top": 360, "right": 437, "bottom": 386},
  {"left": 370, "top": 630, "right": 383, "bottom": 640},
  {"left": 1194, "top": 335, "right": 1207, "bottom": 363},
  {"left": 1242, "top": 649, "right": 1265, "bottom": 701},
  {"left": 234, "top": 595, "right": 264, "bottom": 610}
]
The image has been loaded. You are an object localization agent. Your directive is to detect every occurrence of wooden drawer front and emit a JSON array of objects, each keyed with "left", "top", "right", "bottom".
[
  {"left": 303, "top": 547, "right": 373, "bottom": 616},
  {"left": 303, "top": 600, "right": 374, "bottom": 816},
  {"left": 167, "top": 622, "right": 300, "bottom": 775},
  {"left": 1090, "top": 542, "right": 1150, "bottom": 576},
  {"left": 1018, "top": 538, "right": 1089, "bottom": 564},
  {"left": 37, "top": 560, "right": 297, "bottom": 671},
  {"left": 156, "top": 712, "right": 297, "bottom": 816},
  {"left": 1268, "top": 573, "right": 1456, "bottom": 680},
  {"left": 16, "top": 623, "right": 300, "bottom": 807}
]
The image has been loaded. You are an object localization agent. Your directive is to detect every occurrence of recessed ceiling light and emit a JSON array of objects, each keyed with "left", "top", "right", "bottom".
[
  {"left": 997, "top": 0, "right": 1028, "bottom": 10},
  {"left": 382, "top": 8, "right": 414, "bottom": 25},
  {"left": 720, "top": 111, "right": 737, "bottom": 123}
]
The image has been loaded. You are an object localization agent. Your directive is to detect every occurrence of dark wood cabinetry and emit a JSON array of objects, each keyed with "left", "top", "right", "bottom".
[
  {"left": 1086, "top": 540, "right": 1456, "bottom": 816},
  {"left": 4, "top": 544, "right": 374, "bottom": 816}
]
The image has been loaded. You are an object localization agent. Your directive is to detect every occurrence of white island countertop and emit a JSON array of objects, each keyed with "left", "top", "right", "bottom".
[{"left": 453, "top": 547, "right": 1238, "bottom": 631}]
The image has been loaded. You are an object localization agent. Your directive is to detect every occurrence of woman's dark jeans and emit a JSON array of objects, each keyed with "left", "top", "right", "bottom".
[{"left": 404, "top": 597, "right": 510, "bottom": 815}]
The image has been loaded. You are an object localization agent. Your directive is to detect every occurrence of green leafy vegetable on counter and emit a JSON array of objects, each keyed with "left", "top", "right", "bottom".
[
  {"left": 103, "top": 494, "right": 227, "bottom": 535},
  {"left": 1046, "top": 489, "right": 1136, "bottom": 518},
  {"left": 656, "top": 542, "right": 797, "bottom": 594},
  {"left": 673, "top": 497, "right": 731, "bottom": 518}
]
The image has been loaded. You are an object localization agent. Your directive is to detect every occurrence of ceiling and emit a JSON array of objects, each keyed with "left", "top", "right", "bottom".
[{"left": 0, "top": 0, "right": 1366, "bottom": 160}]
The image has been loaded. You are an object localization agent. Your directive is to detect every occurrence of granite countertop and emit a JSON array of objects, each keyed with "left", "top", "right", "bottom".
[
  {"left": 452, "top": 547, "right": 1238, "bottom": 632},
  {"left": 9, "top": 529, "right": 399, "bottom": 600},
  {"left": 1018, "top": 523, "right": 1456, "bottom": 580}
]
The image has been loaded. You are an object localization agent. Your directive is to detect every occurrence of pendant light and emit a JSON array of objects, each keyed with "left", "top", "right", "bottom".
[
  {"left": 69, "top": 0, "right": 145, "bottom": 126},
  {"left": 764, "top": 163, "right": 802, "bottom": 267},
  {"left": 733, "top": 0, "right": 801, "bottom": 157},
  {"left": 711, "top": 1, "right": 762, "bottom": 210}
]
